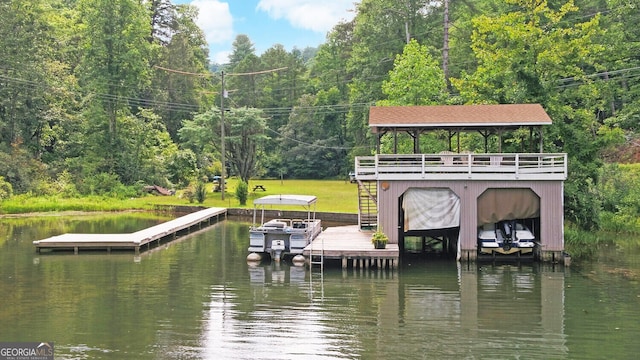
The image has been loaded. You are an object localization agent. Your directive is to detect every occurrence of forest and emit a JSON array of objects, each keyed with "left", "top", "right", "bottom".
[{"left": 0, "top": 0, "right": 639, "bottom": 232}]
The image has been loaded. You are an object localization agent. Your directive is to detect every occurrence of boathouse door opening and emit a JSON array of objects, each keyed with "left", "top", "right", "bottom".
[
  {"left": 477, "top": 188, "right": 541, "bottom": 257},
  {"left": 399, "top": 188, "right": 460, "bottom": 258}
]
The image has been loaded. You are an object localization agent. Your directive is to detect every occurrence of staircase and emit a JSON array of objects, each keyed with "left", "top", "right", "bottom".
[{"left": 357, "top": 180, "right": 378, "bottom": 230}]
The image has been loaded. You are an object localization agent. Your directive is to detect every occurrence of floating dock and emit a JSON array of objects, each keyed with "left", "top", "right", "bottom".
[
  {"left": 33, "top": 207, "right": 227, "bottom": 254},
  {"left": 303, "top": 225, "right": 399, "bottom": 269}
]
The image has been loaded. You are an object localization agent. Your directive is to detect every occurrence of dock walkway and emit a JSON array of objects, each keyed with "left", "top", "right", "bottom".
[
  {"left": 303, "top": 225, "right": 399, "bottom": 269},
  {"left": 33, "top": 207, "right": 227, "bottom": 254}
]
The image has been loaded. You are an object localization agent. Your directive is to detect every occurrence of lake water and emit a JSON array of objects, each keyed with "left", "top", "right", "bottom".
[{"left": 1, "top": 213, "right": 639, "bottom": 359}]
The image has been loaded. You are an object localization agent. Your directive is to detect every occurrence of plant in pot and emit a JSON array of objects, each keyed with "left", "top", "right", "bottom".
[{"left": 371, "top": 227, "right": 388, "bottom": 249}]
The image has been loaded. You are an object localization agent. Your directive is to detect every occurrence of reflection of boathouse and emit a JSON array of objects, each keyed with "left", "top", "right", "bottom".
[{"left": 353, "top": 104, "right": 567, "bottom": 263}]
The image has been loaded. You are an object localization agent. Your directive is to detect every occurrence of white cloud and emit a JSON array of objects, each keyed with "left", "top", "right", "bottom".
[
  {"left": 191, "top": 0, "right": 234, "bottom": 45},
  {"left": 212, "top": 50, "right": 231, "bottom": 65},
  {"left": 256, "top": 0, "right": 357, "bottom": 33}
]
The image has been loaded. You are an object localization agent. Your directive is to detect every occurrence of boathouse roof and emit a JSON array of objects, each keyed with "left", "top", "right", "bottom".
[{"left": 369, "top": 104, "right": 552, "bottom": 133}]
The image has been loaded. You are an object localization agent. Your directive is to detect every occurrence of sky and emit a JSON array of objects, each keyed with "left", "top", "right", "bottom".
[{"left": 173, "top": 0, "right": 359, "bottom": 64}]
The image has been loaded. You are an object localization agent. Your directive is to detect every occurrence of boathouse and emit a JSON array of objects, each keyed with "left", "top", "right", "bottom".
[{"left": 353, "top": 104, "right": 567, "bottom": 263}]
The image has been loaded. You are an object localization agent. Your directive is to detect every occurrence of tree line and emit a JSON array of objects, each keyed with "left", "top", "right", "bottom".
[{"left": 0, "top": 0, "right": 638, "bottom": 230}]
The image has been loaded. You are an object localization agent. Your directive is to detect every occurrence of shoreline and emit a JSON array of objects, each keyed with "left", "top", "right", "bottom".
[{"left": 0, "top": 206, "right": 359, "bottom": 223}]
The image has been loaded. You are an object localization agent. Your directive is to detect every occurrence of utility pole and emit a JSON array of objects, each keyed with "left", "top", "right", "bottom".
[
  {"left": 443, "top": 0, "right": 450, "bottom": 89},
  {"left": 220, "top": 71, "right": 226, "bottom": 200}
]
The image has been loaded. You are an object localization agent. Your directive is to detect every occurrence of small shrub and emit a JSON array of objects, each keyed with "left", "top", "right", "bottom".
[
  {"left": 79, "top": 172, "right": 122, "bottom": 196},
  {"left": 195, "top": 181, "right": 206, "bottom": 204},
  {"left": 0, "top": 176, "right": 13, "bottom": 200},
  {"left": 235, "top": 180, "right": 248, "bottom": 205},
  {"left": 371, "top": 229, "right": 388, "bottom": 244},
  {"left": 183, "top": 185, "right": 195, "bottom": 203}
]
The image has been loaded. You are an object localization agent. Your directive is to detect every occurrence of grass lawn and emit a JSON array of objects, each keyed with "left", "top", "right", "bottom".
[
  {"left": 0, "top": 179, "right": 360, "bottom": 215},
  {"left": 200, "top": 178, "right": 359, "bottom": 213}
]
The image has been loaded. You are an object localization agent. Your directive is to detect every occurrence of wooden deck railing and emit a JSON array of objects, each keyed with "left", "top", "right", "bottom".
[{"left": 354, "top": 153, "right": 567, "bottom": 181}]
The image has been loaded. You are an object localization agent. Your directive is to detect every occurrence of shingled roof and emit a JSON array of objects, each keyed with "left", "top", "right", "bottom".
[{"left": 369, "top": 104, "right": 552, "bottom": 132}]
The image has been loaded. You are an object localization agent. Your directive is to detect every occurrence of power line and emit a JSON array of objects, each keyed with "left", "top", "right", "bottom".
[
  {"left": 153, "top": 65, "right": 212, "bottom": 77},
  {"left": 226, "top": 67, "right": 288, "bottom": 76},
  {"left": 265, "top": 127, "right": 372, "bottom": 151},
  {"left": 153, "top": 65, "right": 287, "bottom": 77}
]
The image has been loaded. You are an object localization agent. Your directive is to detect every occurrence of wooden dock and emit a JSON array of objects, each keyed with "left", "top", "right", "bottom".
[
  {"left": 303, "top": 225, "right": 399, "bottom": 269},
  {"left": 33, "top": 207, "right": 227, "bottom": 254}
]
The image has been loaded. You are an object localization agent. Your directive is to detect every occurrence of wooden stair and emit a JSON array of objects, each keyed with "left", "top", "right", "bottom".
[{"left": 357, "top": 180, "right": 378, "bottom": 230}]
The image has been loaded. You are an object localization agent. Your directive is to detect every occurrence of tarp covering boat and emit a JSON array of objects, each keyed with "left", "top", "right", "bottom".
[
  {"left": 403, "top": 188, "right": 460, "bottom": 231},
  {"left": 477, "top": 188, "right": 540, "bottom": 226}
]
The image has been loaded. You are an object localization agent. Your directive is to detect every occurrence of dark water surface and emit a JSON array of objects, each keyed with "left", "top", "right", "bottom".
[{"left": 1, "top": 214, "right": 639, "bottom": 359}]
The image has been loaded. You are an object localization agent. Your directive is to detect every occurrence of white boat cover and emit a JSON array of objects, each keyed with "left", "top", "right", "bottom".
[
  {"left": 253, "top": 194, "right": 317, "bottom": 207},
  {"left": 403, "top": 188, "right": 460, "bottom": 231}
]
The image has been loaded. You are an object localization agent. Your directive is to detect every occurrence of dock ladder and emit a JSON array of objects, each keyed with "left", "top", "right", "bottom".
[
  {"left": 308, "top": 233, "right": 324, "bottom": 271},
  {"left": 357, "top": 180, "right": 378, "bottom": 230},
  {"left": 308, "top": 233, "right": 324, "bottom": 299}
]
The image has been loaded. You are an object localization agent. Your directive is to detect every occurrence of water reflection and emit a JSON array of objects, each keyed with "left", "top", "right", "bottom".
[
  {"left": 204, "top": 263, "right": 337, "bottom": 359},
  {"left": 2, "top": 216, "right": 639, "bottom": 359},
  {"left": 248, "top": 262, "right": 307, "bottom": 286},
  {"left": 201, "top": 258, "right": 571, "bottom": 359},
  {"left": 463, "top": 263, "right": 568, "bottom": 358}
]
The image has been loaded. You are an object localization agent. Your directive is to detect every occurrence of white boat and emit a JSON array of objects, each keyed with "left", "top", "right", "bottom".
[
  {"left": 478, "top": 220, "right": 536, "bottom": 256},
  {"left": 247, "top": 194, "right": 322, "bottom": 262}
]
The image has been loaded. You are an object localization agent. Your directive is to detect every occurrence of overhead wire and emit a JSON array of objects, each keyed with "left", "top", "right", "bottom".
[
  {"left": 265, "top": 127, "right": 373, "bottom": 151},
  {"left": 3, "top": 0, "right": 638, "bottom": 117}
]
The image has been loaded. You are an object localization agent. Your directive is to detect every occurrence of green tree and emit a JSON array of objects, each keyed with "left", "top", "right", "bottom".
[
  {"left": 76, "top": 0, "right": 152, "bottom": 178},
  {"left": 150, "top": 3, "right": 210, "bottom": 141},
  {"left": 179, "top": 107, "right": 268, "bottom": 183},
  {"left": 0, "top": 0, "right": 70, "bottom": 159},
  {"left": 114, "top": 109, "right": 178, "bottom": 186},
  {"left": 256, "top": 44, "right": 309, "bottom": 177},
  {"left": 226, "top": 107, "right": 269, "bottom": 182},
  {"left": 279, "top": 94, "right": 347, "bottom": 178},
  {"left": 595, "top": 0, "right": 640, "bottom": 132},
  {"left": 228, "top": 34, "right": 256, "bottom": 67},
  {"left": 310, "top": 21, "right": 354, "bottom": 97},
  {"left": 379, "top": 39, "right": 448, "bottom": 106},
  {"left": 450, "top": 0, "right": 609, "bottom": 229}
]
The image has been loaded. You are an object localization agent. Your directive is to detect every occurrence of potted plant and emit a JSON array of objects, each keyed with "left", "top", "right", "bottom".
[{"left": 371, "top": 228, "right": 388, "bottom": 249}]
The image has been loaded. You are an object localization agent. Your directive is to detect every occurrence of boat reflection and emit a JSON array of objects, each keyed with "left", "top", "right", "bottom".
[{"left": 248, "top": 262, "right": 307, "bottom": 286}]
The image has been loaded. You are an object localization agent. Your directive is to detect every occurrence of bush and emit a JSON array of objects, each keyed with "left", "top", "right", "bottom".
[
  {"left": 195, "top": 181, "right": 206, "bottom": 204},
  {"left": 77, "top": 172, "right": 140, "bottom": 199},
  {"left": 235, "top": 180, "right": 248, "bottom": 205},
  {"left": 564, "top": 225, "right": 602, "bottom": 261},
  {"left": 167, "top": 149, "right": 197, "bottom": 187},
  {"left": 0, "top": 176, "right": 13, "bottom": 200},
  {"left": 183, "top": 186, "right": 195, "bottom": 203}
]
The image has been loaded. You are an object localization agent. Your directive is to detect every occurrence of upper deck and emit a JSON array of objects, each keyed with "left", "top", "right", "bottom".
[{"left": 354, "top": 153, "right": 567, "bottom": 181}]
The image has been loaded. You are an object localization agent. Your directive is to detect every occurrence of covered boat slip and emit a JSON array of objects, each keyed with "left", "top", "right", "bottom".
[
  {"left": 357, "top": 104, "right": 568, "bottom": 263},
  {"left": 33, "top": 207, "right": 227, "bottom": 254},
  {"left": 379, "top": 179, "right": 563, "bottom": 261}
]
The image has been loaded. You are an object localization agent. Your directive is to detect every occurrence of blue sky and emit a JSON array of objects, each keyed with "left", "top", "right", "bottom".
[{"left": 173, "top": 0, "right": 358, "bottom": 64}]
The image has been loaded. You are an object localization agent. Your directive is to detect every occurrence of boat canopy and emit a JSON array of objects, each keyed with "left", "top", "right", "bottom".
[{"left": 253, "top": 194, "right": 317, "bottom": 207}]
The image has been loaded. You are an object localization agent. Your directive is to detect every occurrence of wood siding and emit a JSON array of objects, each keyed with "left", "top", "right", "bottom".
[{"left": 376, "top": 180, "right": 564, "bottom": 252}]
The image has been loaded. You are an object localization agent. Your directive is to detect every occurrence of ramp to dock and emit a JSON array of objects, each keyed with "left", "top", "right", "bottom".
[
  {"left": 33, "top": 207, "right": 226, "bottom": 254},
  {"left": 303, "top": 225, "right": 399, "bottom": 269}
]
